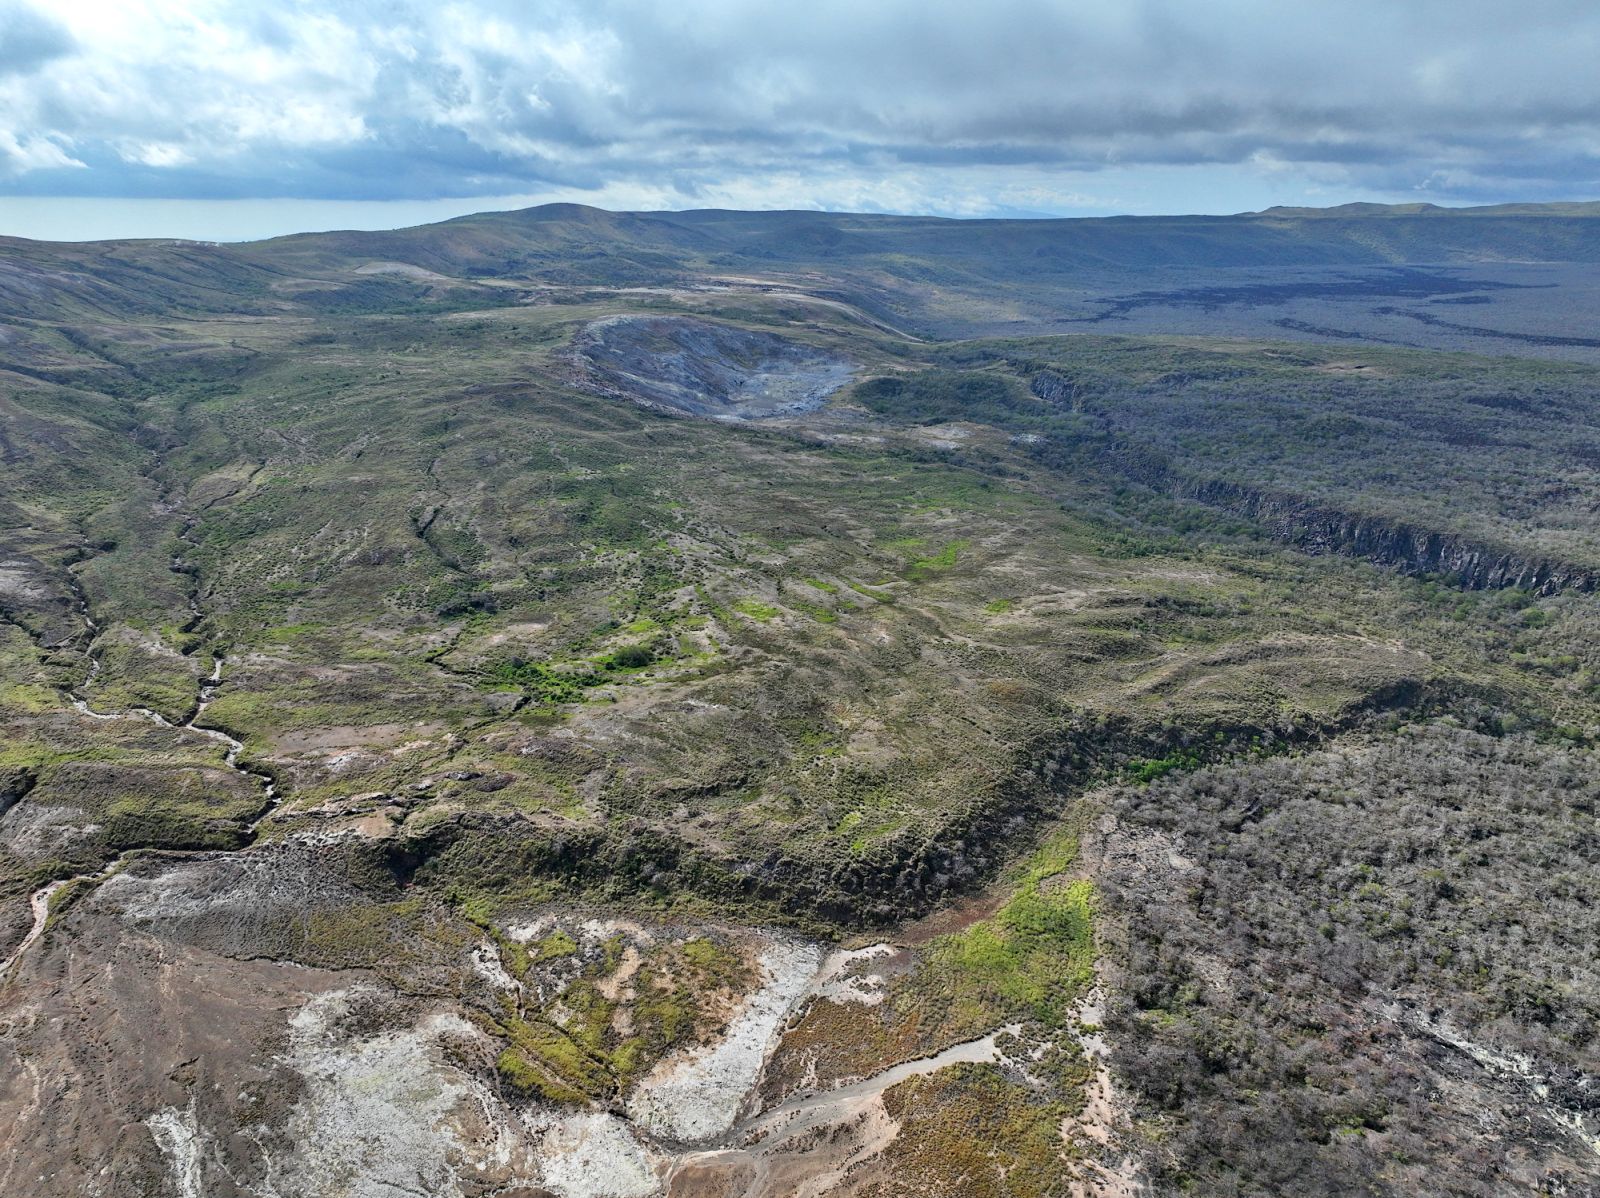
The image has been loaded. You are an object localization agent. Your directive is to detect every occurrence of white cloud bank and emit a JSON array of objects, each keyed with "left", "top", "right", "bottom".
[{"left": 0, "top": 0, "right": 1596, "bottom": 230}]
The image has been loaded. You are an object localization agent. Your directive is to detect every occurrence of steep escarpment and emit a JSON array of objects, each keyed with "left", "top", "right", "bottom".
[
  {"left": 0, "top": 767, "right": 34, "bottom": 821},
  {"left": 1108, "top": 441, "right": 1600, "bottom": 595},
  {"left": 397, "top": 690, "right": 1434, "bottom": 932}
]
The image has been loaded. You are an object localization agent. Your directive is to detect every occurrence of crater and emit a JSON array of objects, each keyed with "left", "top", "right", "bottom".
[{"left": 574, "top": 315, "right": 853, "bottom": 421}]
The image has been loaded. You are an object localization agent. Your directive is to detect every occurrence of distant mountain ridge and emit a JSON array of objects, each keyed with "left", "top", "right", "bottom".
[
  {"left": 1253, "top": 200, "right": 1600, "bottom": 218},
  {"left": 3, "top": 198, "right": 1598, "bottom": 340},
  {"left": 236, "top": 197, "right": 1600, "bottom": 281}
]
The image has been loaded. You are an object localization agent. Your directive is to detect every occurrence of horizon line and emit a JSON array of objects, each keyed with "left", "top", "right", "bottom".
[{"left": 6, "top": 195, "right": 1600, "bottom": 249}]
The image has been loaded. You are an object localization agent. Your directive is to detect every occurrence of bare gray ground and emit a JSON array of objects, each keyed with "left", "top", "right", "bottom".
[
  {"left": 573, "top": 315, "right": 854, "bottom": 420},
  {"left": 0, "top": 852, "right": 1060, "bottom": 1198}
]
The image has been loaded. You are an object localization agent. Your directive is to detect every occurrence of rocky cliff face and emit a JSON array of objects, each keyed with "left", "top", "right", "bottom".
[
  {"left": 1111, "top": 444, "right": 1600, "bottom": 595},
  {"left": 0, "top": 768, "right": 35, "bottom": 822},
  {"left": 396, "top": 697, "right": 1430, "bottom": 933}
]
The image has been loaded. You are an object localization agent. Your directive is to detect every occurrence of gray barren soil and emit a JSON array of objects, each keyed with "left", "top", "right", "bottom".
[{"left": 574, "top": 314, "right": 854, "bottom": 420}]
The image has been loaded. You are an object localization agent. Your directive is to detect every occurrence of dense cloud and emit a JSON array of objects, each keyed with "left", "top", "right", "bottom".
[{"left": 0, "top": 0, "right": 1597, "bottom": 212}]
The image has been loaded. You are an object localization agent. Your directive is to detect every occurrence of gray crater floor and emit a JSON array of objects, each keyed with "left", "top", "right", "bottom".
[{"left": 576, "top": 314, "right": 854, "bottom": 420}]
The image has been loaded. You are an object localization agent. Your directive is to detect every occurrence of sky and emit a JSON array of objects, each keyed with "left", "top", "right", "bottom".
[{"left": 1, "top": 0, "right": 1597, "bottom": 242}]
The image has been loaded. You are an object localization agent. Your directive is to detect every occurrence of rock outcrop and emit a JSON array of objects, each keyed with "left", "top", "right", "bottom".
[{"left": 1110, "top": 442, "right": 1600, "bottom": 595}]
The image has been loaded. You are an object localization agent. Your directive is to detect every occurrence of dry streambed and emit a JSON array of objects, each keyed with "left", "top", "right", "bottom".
[
  {"left": 0, "top": 871, "right": 1094, "bottom": 1198},
  {"left": 1, "top": 608, "right": 1105, "bottom": 1196},
  {"left": 280, "top": 935, "right": 1029, "bottom": 1198}
]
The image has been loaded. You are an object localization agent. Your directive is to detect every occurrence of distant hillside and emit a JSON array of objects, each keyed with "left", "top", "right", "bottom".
[
  {"left": 651, "top": 202, "right": 1600, "bottom": 270},
  {"left": 1255, "top": 200, "right": 1600, "bottom": 218},
  {"left": 258, "top": 199, "right": 1600, "bottom": 279},
  {"left": 4, "top": 199, "right": 1598, "bottom": 349}
]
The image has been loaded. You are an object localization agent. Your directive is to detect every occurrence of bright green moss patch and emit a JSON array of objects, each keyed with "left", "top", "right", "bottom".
[
  {"left": 681, "top": 934, "right": 744, "bottom": 981},
  {"left": 925, "top": 832, "right": 1094, "bottom": 1029},
  {"left": 1125, "top": 749, "right": 1204, "bottom": 784},
  {"left": 495, "top": 1020, "right": 607, "bottom": 1104},
  {"left": 732, "top": 597, "right": 781, "bottom": 621},
  {"left": 908, "top": 539, "right": 968, "bottom": 578},
  {"left": 496, "top": 1046, "right": 579, "bottom": 1103},
  {"left": 480, "top": 923, "right": 755, "bottom": 1103},
  {"left": 535, "top": 929, "right": 579, "bottom": 961},
  {"left": 484, "top": 657, "right": 583, "bottom": 704}
]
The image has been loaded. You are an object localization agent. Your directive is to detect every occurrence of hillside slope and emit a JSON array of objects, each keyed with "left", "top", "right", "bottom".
[{"left": 0, "top": 204, "right": 1596, "bottom": 1197}]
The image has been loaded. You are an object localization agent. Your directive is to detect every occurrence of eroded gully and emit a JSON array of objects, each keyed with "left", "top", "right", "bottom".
[{"left": 2, "top": 576, "right": 283, "bottom": 983}]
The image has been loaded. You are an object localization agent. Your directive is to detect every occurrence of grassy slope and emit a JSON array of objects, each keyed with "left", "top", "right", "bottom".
[
  {"left": 4, "top": 280, "right": 1598, "bottom": 917},
  {"left": 9, "top": 257, "right": 1600, "bottom": 889},
  {"left": 2, "top": 205, "right": 1599, "bottom": 1193}
]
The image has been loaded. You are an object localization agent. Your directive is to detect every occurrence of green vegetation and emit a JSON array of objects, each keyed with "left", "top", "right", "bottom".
[
  {"left": 926, "top": 833, "right": 1094, "bottom": 1030},
  {"left": 5, "top": 203, "right": 1600, "bottom": 1196},
  {"left": 534, "top": 929, "right": 578, "bottom": 961},
  {"left": 485, "top": 923, "right": 753, "bottom": 1104},
  {"left": 485, "top": 658, "right": 584, "bottom": 705},
  {"left": 732, "top": 597, "right": 781, "bottom": 621},
  {"left": 906, "top": 539, "right": 968, "bottom": 577},
  {"left": 856, "top": 370, "right": 1032, "bottom": 425},
  {"left": 881, "top": 1064, "right": 1079, "bottom": 1198},
  {"left": 1123, "top": 749, "right": 1204, "bottom": 784}
]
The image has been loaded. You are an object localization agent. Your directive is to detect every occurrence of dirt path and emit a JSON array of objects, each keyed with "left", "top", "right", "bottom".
[
  {"left": 731, "top": 1023, "right": 1021, "bottom": 1148},
  {"left": 658, "top": 1023, "right": 1021, "bottom": 1196}
]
